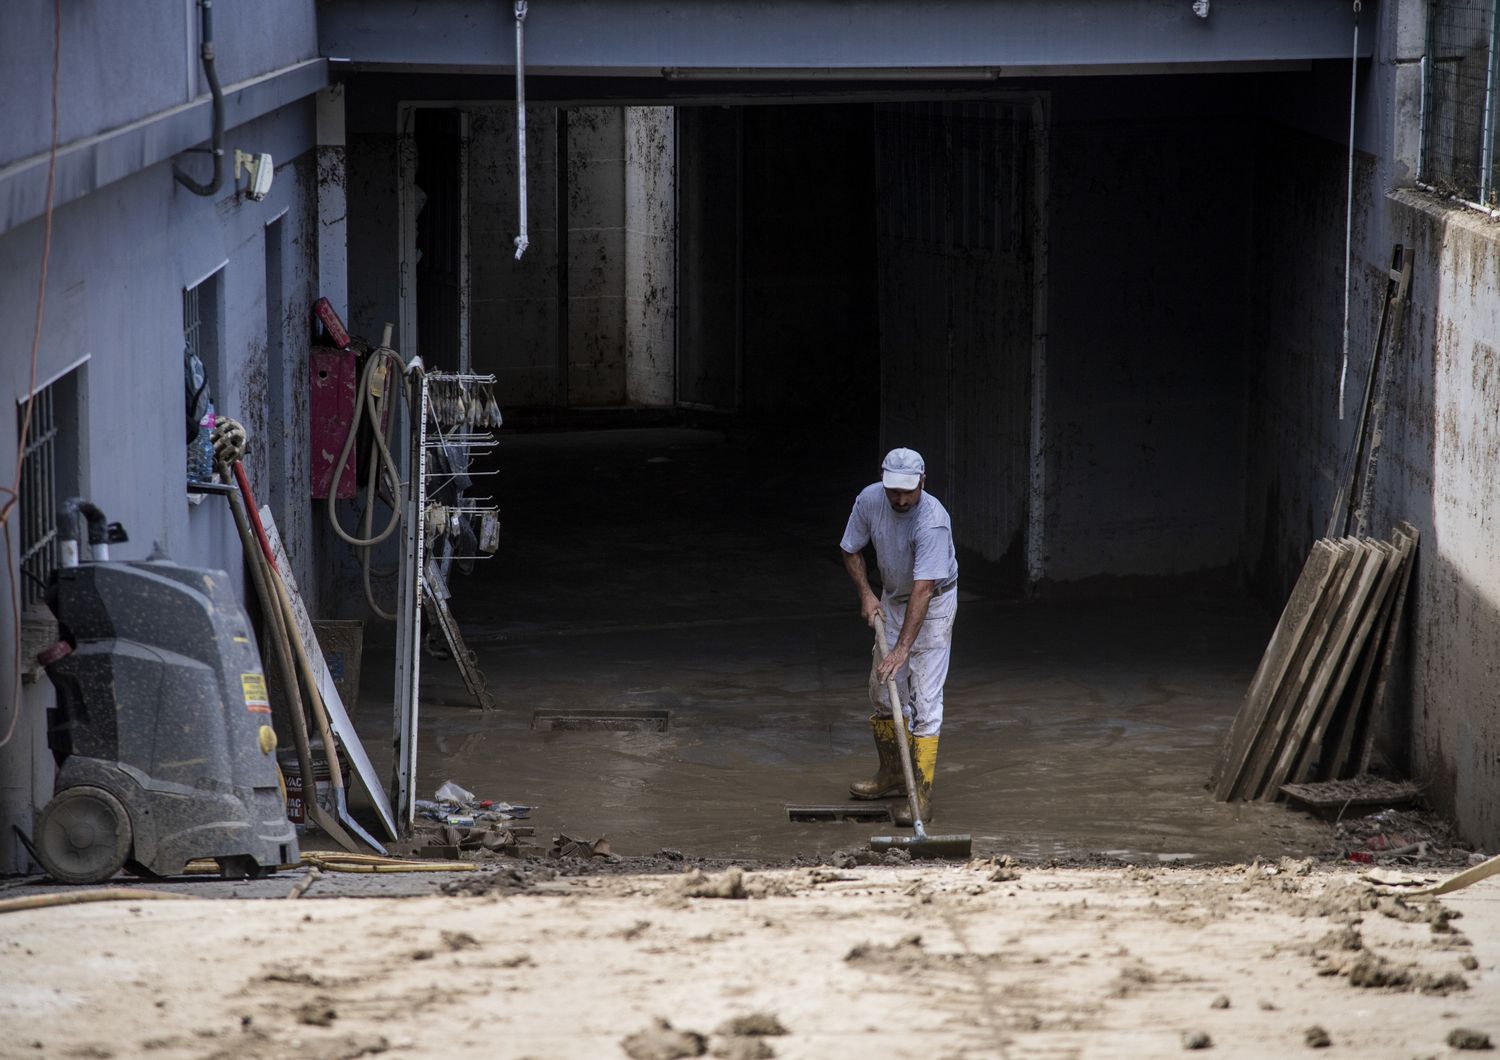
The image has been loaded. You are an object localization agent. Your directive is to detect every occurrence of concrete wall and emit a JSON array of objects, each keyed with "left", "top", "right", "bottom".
[
  {"left": 1247, "top": 160, "right": 1500, "bottom": 847},
  {"left": 469, "top": 103, "right": 563, "bottom": 403},
  {"left": 1389, "top": 193, "right": 1500, "bottom": 849},
  {"left": 1238, "top": 0, "right": 1500, "bottom": 847},
  {"left": 347, "top": 90, "right": 675, "bottom": 408},
  {"left": 739, "top": 105, "right": 879, "bottom": 431},
  {"left": 0, "top": 102, "right": 322, "bottom": 872},
  {"left": 875, "top": 102, "right": 1033, "bottom": 580},
  {"left": 1043, "top": 99, "right": 1254, "bottom": 583},
  {"left": 625, "top": 108, "right": 676, "bottom": 406},
  {"left": 2, "top": 0, "right": 317, "bottom": 170}
]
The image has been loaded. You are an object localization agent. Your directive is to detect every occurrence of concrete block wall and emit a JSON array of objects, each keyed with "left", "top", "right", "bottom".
[{"left": 451, "top": 103, "right": 674, "bottom": 408}]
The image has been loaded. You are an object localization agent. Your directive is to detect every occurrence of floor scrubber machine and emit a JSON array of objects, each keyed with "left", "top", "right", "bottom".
[{"left": 32, "top": 500, "right": 298, "bottom": 883}]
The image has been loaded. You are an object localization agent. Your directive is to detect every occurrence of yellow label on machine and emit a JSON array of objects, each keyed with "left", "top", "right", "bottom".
[{"left": 241, "top": 672, "right": 271, "bottom": 714}]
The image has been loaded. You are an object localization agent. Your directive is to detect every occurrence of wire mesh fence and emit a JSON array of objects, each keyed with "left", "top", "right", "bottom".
[{"left": 1424, "top": 0, "right": 1500, "bottom": 203}]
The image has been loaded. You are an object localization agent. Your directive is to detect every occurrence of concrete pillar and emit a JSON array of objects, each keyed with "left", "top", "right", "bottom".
[
  {"left": 317, "top": 84, "right": 348, "bottom": 321},
  {"left": 1390, "top": 0, "right": 1428, "bottom": 187},
  {"left": 566, "top": 108, "right": 629, "bottom": 405},
  {"left": 625, "top": 107, "right": 676, "bottom": 407}
]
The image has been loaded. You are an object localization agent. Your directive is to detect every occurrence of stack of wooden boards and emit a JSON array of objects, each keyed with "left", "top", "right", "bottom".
[{"left": 1212, "top": 522, "right": 1419, "bottom": 802}]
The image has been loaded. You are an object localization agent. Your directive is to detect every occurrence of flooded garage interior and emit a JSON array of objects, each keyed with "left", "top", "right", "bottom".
[
  {"left": 336, "top": 69, "right": 1406, "bottom": 862},
  {"left": 351, "top": 426, "right": 1327, "bottom": 863}
]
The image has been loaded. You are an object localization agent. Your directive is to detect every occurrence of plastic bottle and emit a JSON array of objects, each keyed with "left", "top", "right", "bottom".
[{"left": 189, "top": 401, "right": 216, "bottom": 482}]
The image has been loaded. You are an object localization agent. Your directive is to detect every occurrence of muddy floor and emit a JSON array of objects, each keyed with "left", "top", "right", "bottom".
[
  {"left": 352, "top": 427, "right": 1337, "bottom": 864},
  {"left": 1, "top": 862, "right": 1496, "bottom": 1059},
  {"left": 5, "top": 428, "right": 1498, "bottom": 1057}
]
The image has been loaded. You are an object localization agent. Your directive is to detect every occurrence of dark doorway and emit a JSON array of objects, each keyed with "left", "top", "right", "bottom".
[{"left": 414, "top": 108, "right": 465, "bottom": 365}]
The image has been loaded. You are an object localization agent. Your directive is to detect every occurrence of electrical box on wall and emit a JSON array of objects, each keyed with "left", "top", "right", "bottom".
[{"left": 310, "top": 348, "right": 357, "bottom": 499}]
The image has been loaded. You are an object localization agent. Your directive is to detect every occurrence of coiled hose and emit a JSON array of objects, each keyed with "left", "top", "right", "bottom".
[{"left": 326, "top": 330, "right": 410, "bottom": 620}]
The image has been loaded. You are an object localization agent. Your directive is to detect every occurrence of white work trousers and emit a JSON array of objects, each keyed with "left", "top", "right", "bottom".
[{"left": 868, "top": 589, "right": 957, "bottom": 738}]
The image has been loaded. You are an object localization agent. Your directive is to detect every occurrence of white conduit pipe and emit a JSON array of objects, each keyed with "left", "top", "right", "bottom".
[
  {"left": 513, "top": 0, "right": 530, "bottom": 261},
  {"left": 1339, "top": 1, "right": 1361, "bottom": 420}
]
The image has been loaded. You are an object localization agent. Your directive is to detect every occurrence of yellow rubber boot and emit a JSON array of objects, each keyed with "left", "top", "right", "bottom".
[
  {"left": 849, "top": 714, "right": 907, "bottom": 800},
  {"left": 893, "top": 734, "right": 939, "bottom": 826}
]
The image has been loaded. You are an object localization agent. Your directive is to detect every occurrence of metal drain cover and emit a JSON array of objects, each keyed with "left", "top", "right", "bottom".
[
  {"left": 786, "top": 805, "right": 894, "bottom": 823},
  {"left": 531, "top": 709, "right": 670, "bottom": 732}
]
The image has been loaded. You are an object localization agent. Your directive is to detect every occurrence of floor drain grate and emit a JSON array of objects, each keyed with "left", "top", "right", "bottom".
[
  {"left": 531, "top": 709, "right": 670, "bottom": 732},
  {"left": 786, "top": 805, "right": 894, "bottom": 824}
]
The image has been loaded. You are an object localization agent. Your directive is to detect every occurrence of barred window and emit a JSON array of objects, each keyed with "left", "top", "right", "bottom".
[
  {"left": 1424, "top": 0, "right": 1500, "bottom": 203},
  {"left": 18, "top": 366, "right": 81, "bottom": 606},
  {"left": 18, "top": 385, "right": 59, "bottom": 606}
]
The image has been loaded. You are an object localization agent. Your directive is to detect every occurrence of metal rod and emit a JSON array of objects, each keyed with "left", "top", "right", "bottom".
[
  {"left": 1480, "top": 0, "right": 1500, "bottom": 204},
  {"left": 513, "top": 0, "right": 530, "bottom": 260},
  {"left": 1418, "top": 53, "right": 1428, "bottom": 182}
]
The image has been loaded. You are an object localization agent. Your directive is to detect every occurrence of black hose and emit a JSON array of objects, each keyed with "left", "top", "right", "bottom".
[{"left": 173, "top": 0, "right": 224, "bottom": 197}]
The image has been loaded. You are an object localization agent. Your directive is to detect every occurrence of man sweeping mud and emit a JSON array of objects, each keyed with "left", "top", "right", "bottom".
[{"left": 840, "top": 447, "right": 958, "bottom": 826}]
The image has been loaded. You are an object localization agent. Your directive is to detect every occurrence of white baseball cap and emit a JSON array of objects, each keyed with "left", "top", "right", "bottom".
[{"left": 881, "top": 448, "right": 925, "bottom": 490}]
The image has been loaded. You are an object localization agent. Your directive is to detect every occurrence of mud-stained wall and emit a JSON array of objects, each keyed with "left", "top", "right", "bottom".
[
  {"left": 1240, "top": 128, "right": 1385, "bottom": 599},
  {"left": 0, "top": 102, "right": 322, "bottom": 873},
  {"left": 1242, "top": 132, "right": 1500, "bottom": 848},
  {"left": 1383, "top": 192, "right": 1500, "bottom": 848},
  {"left": 468, "top": 104, "right": 562, "bottom": 404},
  {"left": 875, "top": 102, "right": 1032, "bottom": 579},
  {"left": 625, "top": 108, "right": 676, "bottom": 406},
  {"left": 462, "top": 104, "right": 675, "bottom": 407},
  {"left": 1044, "top": 108, "right": 1253, "bottom": 583}
]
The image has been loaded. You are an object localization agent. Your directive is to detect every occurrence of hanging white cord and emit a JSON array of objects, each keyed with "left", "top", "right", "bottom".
[
  {"left": 1338, "top": 1, "right": 1361, "bottom": 420},
  {"left": 513, "top": 0, "right": 530, "bottom": 261}
]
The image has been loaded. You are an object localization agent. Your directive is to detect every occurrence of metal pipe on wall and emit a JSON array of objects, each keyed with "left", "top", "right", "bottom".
[
  {"left": 173, "top": 0, "right": 225, "bottom": 196},
  {"left": 513, "top": 0, "right": 530, "bottom": 260},
  {"left": 1478, "top": 0, "right": 1500, "bottom": 204}
]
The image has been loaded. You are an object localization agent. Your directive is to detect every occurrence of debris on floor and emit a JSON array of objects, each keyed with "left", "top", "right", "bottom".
[
  {"left": 622, "top": 1017, "right": 707, "bottom": 1060},
  {"left": 1280, "top": 774, "right": 1421, "bottom": 813},
  {"left": 397, "top": 780, "right": 537, "bottom": 860},
  {"left": 1303, "top": 1024, "right": 1332, "bottom": 1048},
  {"left": 1333, "top": 808, "right": 1478, "bottom": 868},
  {"left": 1447, "top": 1028, "right": 1494, "bottom": 1050},
  {"left": 1180, "top": 1029, "right": 1213, "bottom": 1049},
  {"left": 550, "top": 833, "right": 612, "bottom": 859},
  {"left": 678, "top": 866, "right": 748, "bottom": 899},
  {"left": 419, "top": 779, "right": 532, "bottom": 824}
]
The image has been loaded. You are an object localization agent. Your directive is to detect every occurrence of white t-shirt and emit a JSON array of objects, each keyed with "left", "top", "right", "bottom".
[{"left": 839, "top": 483, "right": 958, "bottom": 597}]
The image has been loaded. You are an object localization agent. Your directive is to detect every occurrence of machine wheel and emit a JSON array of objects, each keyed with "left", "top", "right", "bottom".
[
  {"left": 215, "top": 856, "right": 270, "bottom": 880},
  {"left": 35, "top": 786, "right": 133, "bottom": 885}
]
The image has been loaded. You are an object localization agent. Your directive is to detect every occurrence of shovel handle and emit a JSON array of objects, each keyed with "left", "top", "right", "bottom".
[{"left": 871, "top": 612, "right": 928, "bottom": 840}]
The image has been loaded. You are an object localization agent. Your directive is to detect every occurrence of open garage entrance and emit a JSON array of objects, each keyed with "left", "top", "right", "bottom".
[{"left": 341, "top": 75, "right": 1367, "bottom": 863}]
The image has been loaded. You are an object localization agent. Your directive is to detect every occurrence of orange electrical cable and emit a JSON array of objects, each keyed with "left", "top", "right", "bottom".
[{"left": 0, "top": 0, "right": 61, "bottom": 752}]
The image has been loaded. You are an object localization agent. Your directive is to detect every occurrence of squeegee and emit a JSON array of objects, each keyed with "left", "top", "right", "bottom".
[{"left": 868, "top": 613, "right": 972, "bottom": 859}]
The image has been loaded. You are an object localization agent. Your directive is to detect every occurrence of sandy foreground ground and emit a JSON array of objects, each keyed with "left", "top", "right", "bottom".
[{"left": 1, "top": 859, "right": 1497, "bottom": 1060}]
